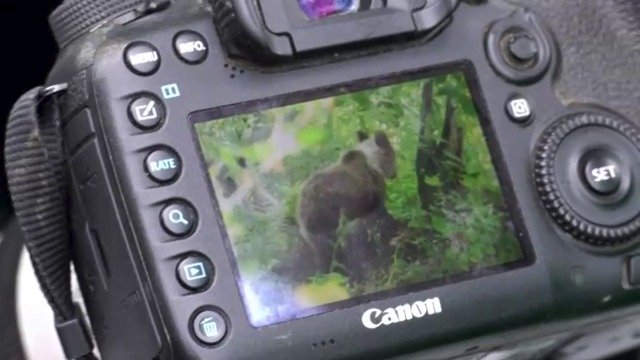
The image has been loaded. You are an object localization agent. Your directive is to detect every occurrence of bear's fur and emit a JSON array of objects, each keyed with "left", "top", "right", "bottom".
[{"left": 296, "top": 130, "right": 397, "bottom": 274}]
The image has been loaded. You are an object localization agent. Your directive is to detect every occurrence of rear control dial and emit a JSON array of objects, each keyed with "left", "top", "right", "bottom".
[{"left": 534, "top": 112, "right": 640, "bottom": 246}]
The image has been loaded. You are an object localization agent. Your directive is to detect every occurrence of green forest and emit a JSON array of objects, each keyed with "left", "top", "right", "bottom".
[{"left": 196, "top": 73, "right": 523, "bottom": 325}]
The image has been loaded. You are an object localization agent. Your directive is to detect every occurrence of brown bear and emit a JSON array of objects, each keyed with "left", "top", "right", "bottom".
[{"left": 296, "top": 130, "right": 397, "bottom": 275}]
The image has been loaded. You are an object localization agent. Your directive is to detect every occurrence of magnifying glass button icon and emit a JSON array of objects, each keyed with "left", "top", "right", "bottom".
[
  {"left": 169, "top": 209, "right": 189, "bottom": 225},
  {"left": 161, "top": 201, "right": 197, "bottom": 237}
]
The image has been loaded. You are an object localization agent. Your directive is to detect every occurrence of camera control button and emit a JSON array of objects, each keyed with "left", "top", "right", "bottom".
[
  {"left": 582, "top": 150, "right": 624, "bottom": 196},
  {"left": 174, "top": 31, "right": 208, "bottom": 64},
  {"left": 124, "top": 41, "right": 161, "bottom": 76},
  {"left": 192, "top": 309, "right": 227, "bottom": 345},
  {"left": 485, "top": 11, "right": 552, "bottom": 84},
  {"left": 507, "top": 33, "right": 539, "bottom": 63},
  {"left": 128, "top": 94, "right": 165, "bottom": 130},
  {"left": 145, "top": 148, "right": 181, "bottom": 183},
  {"left": 534, "top": 112, "right": 640, "bottom": 246},
  {"left": 177, "top": 254, "right": 214, "bottom": 291},
  {"left": 161, "top": 201, "right": 197, "bottom": 237},
  {"left": 505, "top": 96, "right": 532, "bottom": 124}
]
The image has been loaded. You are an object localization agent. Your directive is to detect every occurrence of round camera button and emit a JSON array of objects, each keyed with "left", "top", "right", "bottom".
[
  {"left": 582, "top": 150, "right": 624, "bottom": 196},
  {"left": 145, "top": 148, "right": 181, "bottom": 183},
  {"left": 534, "top": 112, "right": 640, "bottom": 246},
  {"left": 161, "top": 201, "right": 197, "bottom": 237},
  {"left": 124, "top": 41, "right": 160, "bottom": 76},
  {"left": 128, "top": 95, "right": 165, "bottom": 130},
  {"left": 174, "top": 31, "right": 208, "bottom": 64},
  {"left": 507, "top": 33, "right": 539, "bottom": 63},
  {"left": 177, "top": 254, "right": 214, "bottom": 292},
  {"left": 192, "top": 309, "right": 227, "bottom": 345},
  {"left": 506, "top": 96, "right": 533, "bottom": 124}
]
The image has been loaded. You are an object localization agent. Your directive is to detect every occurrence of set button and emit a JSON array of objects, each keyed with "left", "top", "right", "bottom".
[
  {"left": 177, "top": 253, "right": 214, "bottom": 291},
  {"left": 582, "top": 149, "right": 625, "bottom": 196},
  {"left": 145, "top": 148, "right": 181, "bottom": 183}
]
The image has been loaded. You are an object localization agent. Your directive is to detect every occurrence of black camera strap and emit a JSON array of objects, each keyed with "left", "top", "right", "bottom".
[
  {"left": 3, "top": 2, "right": 175, "bottom": 359},
  {"left": 4, "top": 86, "right": 96, "bottom": 360}
]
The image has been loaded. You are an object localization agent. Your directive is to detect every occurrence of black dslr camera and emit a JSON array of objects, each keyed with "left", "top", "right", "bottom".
[{"left": 5, "top": 0, "right": 640, "bottom": 359}]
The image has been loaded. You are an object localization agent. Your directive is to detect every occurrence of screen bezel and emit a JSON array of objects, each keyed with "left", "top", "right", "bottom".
[{"left": 189, "top": 62, "right": 536, "bottom": 328}]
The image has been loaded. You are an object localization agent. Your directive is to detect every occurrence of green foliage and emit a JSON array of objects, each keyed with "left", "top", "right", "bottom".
[{"left": 195, "top": 72, "right": 523, "bottom": 311}]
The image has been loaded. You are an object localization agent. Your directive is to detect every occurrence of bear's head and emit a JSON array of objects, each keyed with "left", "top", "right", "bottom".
[{"left": 356, "top": 130, "right": 397, "bottom": 179}]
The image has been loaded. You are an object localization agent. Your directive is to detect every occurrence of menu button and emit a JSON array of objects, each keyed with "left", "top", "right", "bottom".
[{"left": 124, "top": 41, "right": 161, "bottom": 76}]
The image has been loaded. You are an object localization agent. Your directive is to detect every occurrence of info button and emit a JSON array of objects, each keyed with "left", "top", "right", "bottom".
[
  {"left": 174, "top": 30, "right": 208, "bottom": 64},
  {"left": 145, "top": 148, "right": 181, "bottom": 183}
]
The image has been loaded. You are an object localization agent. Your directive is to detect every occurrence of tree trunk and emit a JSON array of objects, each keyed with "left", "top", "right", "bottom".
[{"left": 416, "top": 81, "right": 436, "bottom": 213}]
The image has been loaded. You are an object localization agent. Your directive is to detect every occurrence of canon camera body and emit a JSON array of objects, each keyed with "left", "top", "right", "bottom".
[{"left": 33, "top": 0, "right": 640, "bottom": 359}]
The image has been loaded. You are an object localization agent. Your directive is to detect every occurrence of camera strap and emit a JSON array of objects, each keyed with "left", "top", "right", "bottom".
[{"left": 4, "top": 86, "right": 96, "bottom": 360}]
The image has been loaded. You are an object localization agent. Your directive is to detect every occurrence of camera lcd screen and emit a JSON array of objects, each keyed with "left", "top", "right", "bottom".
[{"left": 194, "top": 70, "right": 526, "bottom": 327}]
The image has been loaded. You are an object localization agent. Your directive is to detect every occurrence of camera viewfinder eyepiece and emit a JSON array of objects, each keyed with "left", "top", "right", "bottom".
[{"left": 212, "top": 0, "right": 459, "bottom": 62}]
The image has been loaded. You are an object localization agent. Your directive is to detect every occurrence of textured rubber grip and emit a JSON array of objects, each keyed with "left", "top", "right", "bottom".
[
  {"left": 49, "top": 0, "right": 145, "bottom": 48},
  {"left": 507, "top": 0, "right": 640, "bottom": 125},
  {"left": 4, "top": 87, "right": 74, "bottom": 321}
]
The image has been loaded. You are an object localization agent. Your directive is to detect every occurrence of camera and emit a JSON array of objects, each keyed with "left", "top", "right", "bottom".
[{"left": 6, "top": 0, "right": 640, "bottom": 359}]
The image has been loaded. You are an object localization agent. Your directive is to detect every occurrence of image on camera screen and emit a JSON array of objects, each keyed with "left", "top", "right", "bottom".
[{"left": 195, "top": 71, "right": 525, "bottom": 327}]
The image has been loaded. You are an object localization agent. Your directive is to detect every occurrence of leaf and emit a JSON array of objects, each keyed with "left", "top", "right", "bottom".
[
  {"left": 424, "top": 175, "right": 442, "bottom": 186},
  {"left": 431, "top": 215, "right": 449, "bottom": 235},
  {"left": 297, "top": 126, "right": 327, "bottom": 146}
]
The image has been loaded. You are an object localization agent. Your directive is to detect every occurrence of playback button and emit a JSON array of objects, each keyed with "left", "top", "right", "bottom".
[
  {"left": 177, "top": 254, "right": 214, "bottom": 291},
  {"left": 145, "top": 148, "right": 181, "bottom": 183},
  {"left": 128, "top": 94, "right": 165, "bottom": 130}
]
